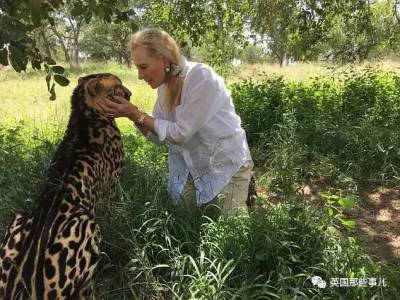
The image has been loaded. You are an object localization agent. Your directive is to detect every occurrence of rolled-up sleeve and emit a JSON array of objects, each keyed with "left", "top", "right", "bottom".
[
  {"left": 154, "top": 68, "right": 224, "bottom": 145},
  {"left": 154, "top": 118, "right": 168, "bottom": 142}
]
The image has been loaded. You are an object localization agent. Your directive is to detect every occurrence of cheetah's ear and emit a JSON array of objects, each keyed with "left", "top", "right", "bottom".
[
  {"left": 78, "top": 76, "right": 86, "bottom": 86},
  {"left": 85, "top": 78, "right": 103, "bottom": 97}
]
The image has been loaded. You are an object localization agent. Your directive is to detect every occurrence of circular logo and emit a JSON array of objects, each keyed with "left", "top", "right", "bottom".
[{"left": 311, "top": 276, "right": 327, "bottom": 289}]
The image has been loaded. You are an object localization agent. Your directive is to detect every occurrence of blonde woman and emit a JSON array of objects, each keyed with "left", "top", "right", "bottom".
[{"left": 99, "top": 28, "right": 253, "bottom": 216}]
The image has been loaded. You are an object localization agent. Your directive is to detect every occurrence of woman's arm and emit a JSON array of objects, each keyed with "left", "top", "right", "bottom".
[{"left": 99, "top": 95, "right": 157, "bottom": 136}]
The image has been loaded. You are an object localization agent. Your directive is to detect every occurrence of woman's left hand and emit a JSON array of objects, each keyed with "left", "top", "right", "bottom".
[{"left": 99, "top": 95, "right": 140, "bottom": 120}]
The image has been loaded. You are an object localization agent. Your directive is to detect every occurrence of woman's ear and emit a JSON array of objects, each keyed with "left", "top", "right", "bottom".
[{"left": 162, "top": 55, "right": 170, "bottom": 69}]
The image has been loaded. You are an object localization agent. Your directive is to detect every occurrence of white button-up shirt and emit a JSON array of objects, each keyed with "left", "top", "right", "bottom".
[{"left": 143, "top": 59, "right": 252, "bottom": 205}]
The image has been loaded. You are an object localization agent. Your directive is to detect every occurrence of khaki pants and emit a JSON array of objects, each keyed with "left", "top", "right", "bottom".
[{"left": 181, "top": 161, "right": 254, "bottom": 217}]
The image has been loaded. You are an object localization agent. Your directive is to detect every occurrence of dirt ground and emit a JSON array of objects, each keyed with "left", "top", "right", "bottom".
[
  {"left": 256, "top": 178, "right": 400, "bottom": 264},
  {"left": 299, "top": 183, "right": 400, "bottom": 263},
  {"left": 348, "top": 186, "right": 400, "bottom": 263}
]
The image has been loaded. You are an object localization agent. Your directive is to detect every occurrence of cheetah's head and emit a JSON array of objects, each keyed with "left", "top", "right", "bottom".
[{"left": 75, "top": 73, "right": 132, "bottom": 114}]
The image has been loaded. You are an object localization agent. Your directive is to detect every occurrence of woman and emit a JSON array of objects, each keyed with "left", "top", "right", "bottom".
[{"left": 99, "top": 28, "right": 253, "bottom": 216}]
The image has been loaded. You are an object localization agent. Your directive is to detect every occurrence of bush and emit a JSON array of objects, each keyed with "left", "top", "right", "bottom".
[
  {"left": 0, "top": 122, "right": 399, "bottom": 300},
  {"left": 232, "top": 68, "right": 400, "bottom": 190},
  {"left": 238, "top": 44, "right": 275, "bottom": 64},
  {"left": 1, "top": 67, "right": 400, "bottom": 299},
  {"left": 0, "top": 123, "right": 59, "bottom": 234},
  {"left": 199, "top": 204, "right": 399, "bottom": 299}
]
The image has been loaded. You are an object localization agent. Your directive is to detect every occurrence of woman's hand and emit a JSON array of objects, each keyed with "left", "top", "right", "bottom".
[
  {"left": 99, "top": 95, "right": 155, "bottom": 136},
  {"left": 99, "top": 96, "right": 141, "bottom": 120}
]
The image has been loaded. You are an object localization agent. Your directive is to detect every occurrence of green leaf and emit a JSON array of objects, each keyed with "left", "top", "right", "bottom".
[
  {"left": 377, "top": 143, "right": 385, "bottom": 153},
  {"left": 0, "top": 49, "right": 8, "bottom": 66},
  {"left": 49, "top": 83, "right": 56, "bottom": 101},
  {"left": 327, "top": 207, "right": 334, "bottom": 218},
  {"left": 8, "top": 45, "right": 27, "bottom": 72},
  {"left": 288, "top": 206, "right": 302, "bottom": 218},
  {"left": 4, "top": 21, "right": 28, "bottom": 41},
  {"left": 48, "top": 16, "right": 55, "bottom": 26},
  {"left": 339, "top": 218, "right": 356, "bottom": 229},
  {"left": 320, "top": 193, "right": 339, "bottom": 200},
  {"left": 85, "top": 12, "right": 92, "bottom": 23},
  {"left": 71, "top": 5, "right": 85, "bottom": 17},
  {"left": 338, "top": 196, "right": 356, "bottom": 210},
  {"left": 50, "top": 0, "right": 61, "bottom": 9},
  {"left": 54, "top": 74, "right": 70, "bottom": 87},
  {"left": 51, "top": 65, "right": 65, "bottom": 74}
]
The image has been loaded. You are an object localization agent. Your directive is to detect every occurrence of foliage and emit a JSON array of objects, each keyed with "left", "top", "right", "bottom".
[
  {"left": 321, "top": 193, "right": 357, "bottom": 229},
  {"left": 1, "top": 65, "right": 400, "bottom": 298},
  {"left": 2, "top": 0, "right": 400, "bottom": 89},
  {"left": 0, "top": 125, "right": 396, "bottom": 299},
  {"left": 1, "top": 123, "right": 398, "bottom": 299},
  {"left": 0, "top": 123, "right": 59, "bottom": 231},
  {"left": 232, "top": 68, "right": 400, "bottom": 192},
  {"left": 143, "top": 0, "right": 249, "bottom": 75},
  {"left": 237, "top": 44, "right": 274, "bottom": 64},
  {"left": 322, "top": 0, "right": 397, "bottom": 63},
  {"left": 0, "top": 0, "right": 133, "bottom": 98},
  {"left": 248, "top": 0, "right": 384, "bottom": 65},
  {"left": 80, "top": 18, "right": 139, "bottom": 66}
]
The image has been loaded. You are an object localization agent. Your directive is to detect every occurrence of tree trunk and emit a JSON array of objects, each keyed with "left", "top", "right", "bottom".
[
  {"left": 72, "top": 39, "right": 80, "bottom": 69},
  {"left": 279, "top": 52, "right": 288, "bottom": 67},
  {"left": 38, "top": 27, "right": 53, "bottom": 59},
  {"left": 68, "top": 17, "right": 81, "bottom": 69},
  {"left": 50, "top": 24, "right": 73, "bottom": 69}
]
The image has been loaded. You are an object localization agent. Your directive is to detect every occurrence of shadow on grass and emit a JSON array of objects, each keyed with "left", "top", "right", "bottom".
[{"left": 1, "top": 125, "right": 399, "bottom": 299}]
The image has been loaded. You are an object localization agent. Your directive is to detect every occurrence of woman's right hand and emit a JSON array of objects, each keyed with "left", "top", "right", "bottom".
[{"left": 99, "top": 96, "right": 140, "bottom": 120}]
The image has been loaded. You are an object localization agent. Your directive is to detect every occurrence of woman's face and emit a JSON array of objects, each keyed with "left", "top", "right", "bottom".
[{"left": 132, "top": 46, "right": 168, "bottom": 89}]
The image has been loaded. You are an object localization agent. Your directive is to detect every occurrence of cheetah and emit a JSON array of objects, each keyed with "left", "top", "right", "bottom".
[{"left": 0, "top": 73, "right": 131, "bottom": 299}]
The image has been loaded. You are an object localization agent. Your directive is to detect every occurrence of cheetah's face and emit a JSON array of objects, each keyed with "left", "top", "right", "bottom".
[{"left": 78, "top": 73, "right": 132, "bottom": 112}]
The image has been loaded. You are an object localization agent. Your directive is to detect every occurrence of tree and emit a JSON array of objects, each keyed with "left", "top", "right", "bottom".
[
  {"left": 248, "top": 0, "right": 385, "bottom": 65},
  {"left": 143, "top": 0, "right": 249, "bottom": 75},
  {"left": 0, "top": 0, "right": 131, "bottom": 98},
  {"left": 2, "top": 0, "right": 400, "bottom": 87},
  {"left": 80, "top": 17, "right": 139, "bottom": 67},
  {"left": 32, "top": 24, "right": 57, "bottom": 60},
  {"left": 321, "top": 0, "right": 380, "bottom": 62},
  {"left": 49, "top": 5, "right": 86, "bottom": 69}
]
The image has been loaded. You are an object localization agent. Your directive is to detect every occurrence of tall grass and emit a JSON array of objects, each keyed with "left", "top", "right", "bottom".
[
  {"left": 1, "top": 126, "right": 398, "bottom": 298},
  {"left": 232, "top": 67, "right": 400, "bottom": 194},
  {"left": 228, "top": 59, "right": 400, "bottom": 84},
  {"left": 0, "top": 61, "right": 156, "bottom": 136},
  {"left": 1, "top": 62, "right": 399, "bottom": 299}
]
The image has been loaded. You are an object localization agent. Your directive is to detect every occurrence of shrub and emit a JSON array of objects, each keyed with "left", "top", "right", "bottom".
[{"left": 232, "top": 69, "right": 400, "bottom": 189}]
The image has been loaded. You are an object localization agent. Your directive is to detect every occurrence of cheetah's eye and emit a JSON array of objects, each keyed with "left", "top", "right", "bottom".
[
  {"left": 113, "top": 86, "right": 125, "bottom": 98},
  {"left": 107, "top": 87, "right": 116, "bottom": 99}
]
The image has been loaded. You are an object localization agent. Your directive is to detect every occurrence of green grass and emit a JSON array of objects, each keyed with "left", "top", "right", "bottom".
[
  {"left": 228, "top": 59, "right": 400, "bottom": 84},
  {"left": 1, "top": 61, "right": 400, "bottom": 299},
  {"left": 232, "top": 67, "right": 400, "bottom": 193},
  {"left": 0, "top": 61, "right": 156, "bottom": 136}
]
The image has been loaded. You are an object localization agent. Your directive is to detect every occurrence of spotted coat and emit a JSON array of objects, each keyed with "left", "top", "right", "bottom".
[{"left": 0, "top": 73, "right": 131, "bottom": 299}]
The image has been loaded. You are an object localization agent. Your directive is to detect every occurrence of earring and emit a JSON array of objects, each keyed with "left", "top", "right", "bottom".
[
  {"left": 164, "top": 65, "right": 171, "bottom": 73},
  {"left": 170, "top": 64, "right": 182, "bottom": 76}
]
